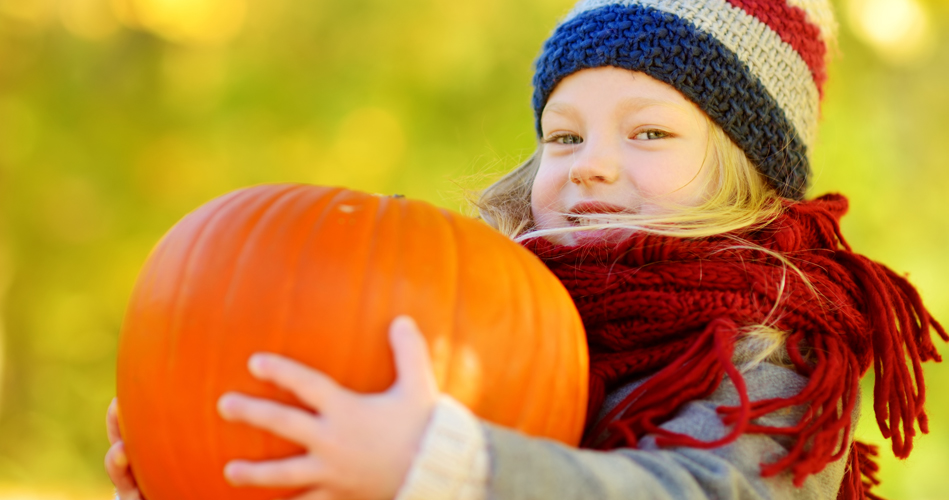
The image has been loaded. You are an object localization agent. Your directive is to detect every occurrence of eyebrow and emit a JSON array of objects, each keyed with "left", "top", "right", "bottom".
[
  {"left": 542, "top": 96, "right": 686, "bottom": 121},
  {"left": 616, "top": 96, "right": 685, "bottom": 112},
  {"left": 541, "top": 102, "right": 579, "bottom": 121}
]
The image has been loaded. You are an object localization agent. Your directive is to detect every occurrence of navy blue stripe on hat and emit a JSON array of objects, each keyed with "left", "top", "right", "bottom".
[{"left": 532, "top": 4, "right": 810, "bottom": 200}]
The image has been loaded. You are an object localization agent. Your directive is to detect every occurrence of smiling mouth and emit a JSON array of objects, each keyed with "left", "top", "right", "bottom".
[
  {"left": 566, "top": 202, "right": 632, "bottom": 226},
  {"left": 566, "top": 215, "right": 629, "bottom": 227}
]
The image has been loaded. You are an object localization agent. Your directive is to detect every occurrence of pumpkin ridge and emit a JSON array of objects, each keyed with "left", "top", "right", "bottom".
[
  {"left": 294, "top": 186, "right": 357, "bottom": 390},
  {"left": 530, "top": 247, "right": 561, "bottom": 437},
  {"left": 208, "top": 185, "right": 306, "bottom": 478},
  {"left": 508, "top": 234, "right": 545, "bottom": 430},
  {"left": 441, "top": 208, "right": 465, "bottom": 401},
  {"left": 346, "top": 192, "right": 390, "bottom": 391},
  {"left": 151, "top": 183, "right": 262, "bottom": 498},
  {"left": 230, "top": 185, "right": 324, "bottom": 466},
  {"left": 275, "top": 184, "right": 345, "bottom": 364}
]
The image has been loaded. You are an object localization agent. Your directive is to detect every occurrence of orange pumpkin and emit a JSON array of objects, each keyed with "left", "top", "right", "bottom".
[{"left": 117, "top": 184, "right": 588, "bottom": 500}]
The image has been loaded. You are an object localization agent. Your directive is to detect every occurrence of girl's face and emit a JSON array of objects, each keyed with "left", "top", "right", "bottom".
[{"left": 531, "top": 66, "right": 713, "bottom": 245}]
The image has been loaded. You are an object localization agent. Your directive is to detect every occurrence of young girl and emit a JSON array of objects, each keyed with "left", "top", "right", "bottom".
[{"left": 106, "top": 0, "right": 947, "bottom": 498}]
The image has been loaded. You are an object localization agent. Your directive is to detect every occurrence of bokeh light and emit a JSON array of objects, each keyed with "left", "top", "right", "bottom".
[
  {"left": 110, "top": 0, "right": 246, "bottom": 46},
  {"left": 0, "top": 0, "right": 55, "bottom": 28},
  {"left": 59, "top": 0, "right": 119, "bottom": 41},
  {"left": 845, "top": 0, "right": 935, "bottom": 63}
]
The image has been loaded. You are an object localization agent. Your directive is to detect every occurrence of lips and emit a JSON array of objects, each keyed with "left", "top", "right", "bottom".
[
  {"left": 566, "top": 201, "right": 632, "bottom": 226},
  {"left": 568, "top": 201, "right": 631, "bottom": 215}
]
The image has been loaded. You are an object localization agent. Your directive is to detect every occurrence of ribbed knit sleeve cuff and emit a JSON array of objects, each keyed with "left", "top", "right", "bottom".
[{"left": 395, "top": 394, "right": 489, "bottom": 500}]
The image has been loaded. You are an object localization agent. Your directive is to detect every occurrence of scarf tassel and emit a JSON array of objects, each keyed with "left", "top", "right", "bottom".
[
  {"left": 837, "top": 441, "right": 883, "bottom": 500},
  {"left": 584, "top": 318, "right": 750, "bottom": 449},
  {"left": 833, "top": 251, "right": 947, "bottom": 461}
]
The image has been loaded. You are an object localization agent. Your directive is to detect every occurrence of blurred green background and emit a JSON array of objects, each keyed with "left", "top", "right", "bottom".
[{"left": 0, "top": 0, "right": 946, "bottom": 498}]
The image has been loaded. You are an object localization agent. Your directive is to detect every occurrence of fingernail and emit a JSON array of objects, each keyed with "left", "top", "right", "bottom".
[
  {"left": 248, "top": 354, "right": 266, "bottom": 376},
  {"left": 223, "top": 461, "right": 243, "bottom": 484},
  {"left": 392, "top": 315, "right": 414, "bottom": 333},
  {"left": 114, "top": 448, "right": 128, "bottom": 468},
  {"left": 217, "top": 394, "right": 235, "bottom": 419}
]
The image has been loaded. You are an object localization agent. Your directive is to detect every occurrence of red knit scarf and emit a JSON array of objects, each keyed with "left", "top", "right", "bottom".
[{"left": 522, "top": 194, "right": 946, "bottom": 500}]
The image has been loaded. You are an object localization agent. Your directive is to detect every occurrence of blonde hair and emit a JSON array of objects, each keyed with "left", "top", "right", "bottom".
[{"left": 472, "top": 116, "right": 795, "bottom": 366}]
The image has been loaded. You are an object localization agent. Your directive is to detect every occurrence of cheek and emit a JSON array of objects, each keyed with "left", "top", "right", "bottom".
[
  {"left": 633, "top": 147, "right": 708, "bottom": 200},
  {"left": 530, "top": 165, "right": 566, "bottom": 229}
]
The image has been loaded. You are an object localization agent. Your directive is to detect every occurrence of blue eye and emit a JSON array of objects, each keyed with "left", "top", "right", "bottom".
[{"left": 634, "top": 129, "right": 669, "bottom": 140}]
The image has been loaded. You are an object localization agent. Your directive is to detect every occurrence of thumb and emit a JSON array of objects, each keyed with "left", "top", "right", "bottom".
[
  {"left": 389, "top": 316, "right": 438, "bottom": 397},
  {"left": 107, "top": 397, "right": 123, "bottom": 445}
]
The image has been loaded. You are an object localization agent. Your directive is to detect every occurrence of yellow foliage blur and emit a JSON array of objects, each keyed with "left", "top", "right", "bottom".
[
  {"left": 0, "top": 0, "right": 947, "bottom": 498},
  {"left": 0, "top": 485, "right": 111, "bottom": 500}
]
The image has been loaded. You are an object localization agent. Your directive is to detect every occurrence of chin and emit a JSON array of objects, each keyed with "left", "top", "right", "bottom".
[
  {"left": 536, "top": 230, "right": 573, "bottom": 246},
  {"left": 539, "top": 226, "right": 635, "bottom": 246},
  {"left": 572, "top": 227, "right": 636, "bottom": 246}
]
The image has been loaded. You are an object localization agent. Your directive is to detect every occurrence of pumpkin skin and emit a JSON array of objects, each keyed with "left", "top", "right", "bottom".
[{"left": 116, "top": 184, "right": 588, "bottom": 500}]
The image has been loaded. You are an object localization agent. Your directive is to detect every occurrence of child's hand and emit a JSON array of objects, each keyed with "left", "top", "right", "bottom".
[
  {"left": 217, "top": 315, "right": 440, "bottom": 500},
  {"left": 104, "top": 398, "right": 146, "bottom": 500}
]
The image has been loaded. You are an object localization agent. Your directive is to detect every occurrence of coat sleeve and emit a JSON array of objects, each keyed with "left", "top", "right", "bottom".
[
  {"left": 485, "top": 359, "right": 852, "bottom": 500},
  {"left": 397, "top": 359, "right": 853, "bottom": 500}
]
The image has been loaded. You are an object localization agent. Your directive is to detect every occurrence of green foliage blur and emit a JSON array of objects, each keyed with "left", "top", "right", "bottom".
[{"left": 0, "top": 0, "right": 946, "bottom": 497}]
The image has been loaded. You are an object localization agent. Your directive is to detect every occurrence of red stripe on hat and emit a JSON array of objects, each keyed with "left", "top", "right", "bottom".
[{"left": 725, "top": 0, "right": 827, "bottom": 95}]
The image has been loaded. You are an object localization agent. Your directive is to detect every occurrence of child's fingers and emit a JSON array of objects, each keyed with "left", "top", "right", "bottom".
[
  {"left": 247, "top": 353, "right": 343, "bottom": 410},
  {"left": 104, "top": 441, "right": 141, "bottom": 499},
  {"left": 224, "top": 456, "right": 322, "bottom": 488},
  {"left": 106, "top": 397, "right": 122, "bottom": 445},
  {"left": 389, "top": 316, "right": 438, "bottom": 397},
  {"left": 218, "top": 392, "right": 322, "bottom": 447}
]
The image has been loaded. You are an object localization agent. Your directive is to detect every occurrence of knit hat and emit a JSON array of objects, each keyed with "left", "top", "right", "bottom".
[{"left": 532, "top": 0, "right": 838, "bottom": 200}]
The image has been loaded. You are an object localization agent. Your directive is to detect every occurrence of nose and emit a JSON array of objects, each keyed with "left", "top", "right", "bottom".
[{"left": 568, "top": 141, "right": 621, "bottom": 186}]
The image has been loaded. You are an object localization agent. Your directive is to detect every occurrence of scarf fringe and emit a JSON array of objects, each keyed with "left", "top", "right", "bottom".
[
  {"left": 585, "top": 318, "right": 746, "bottom": 449},
  {"left": 826, "top": 215, "right": 947, "bottom": 461},
  {"left": 837, "top": 441, "right": 883, "bottom": 500}
]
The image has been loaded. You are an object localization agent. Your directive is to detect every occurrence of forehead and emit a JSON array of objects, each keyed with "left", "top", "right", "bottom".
[{"left": 542, "top": 67, "right": 698, "bottom": 117}]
